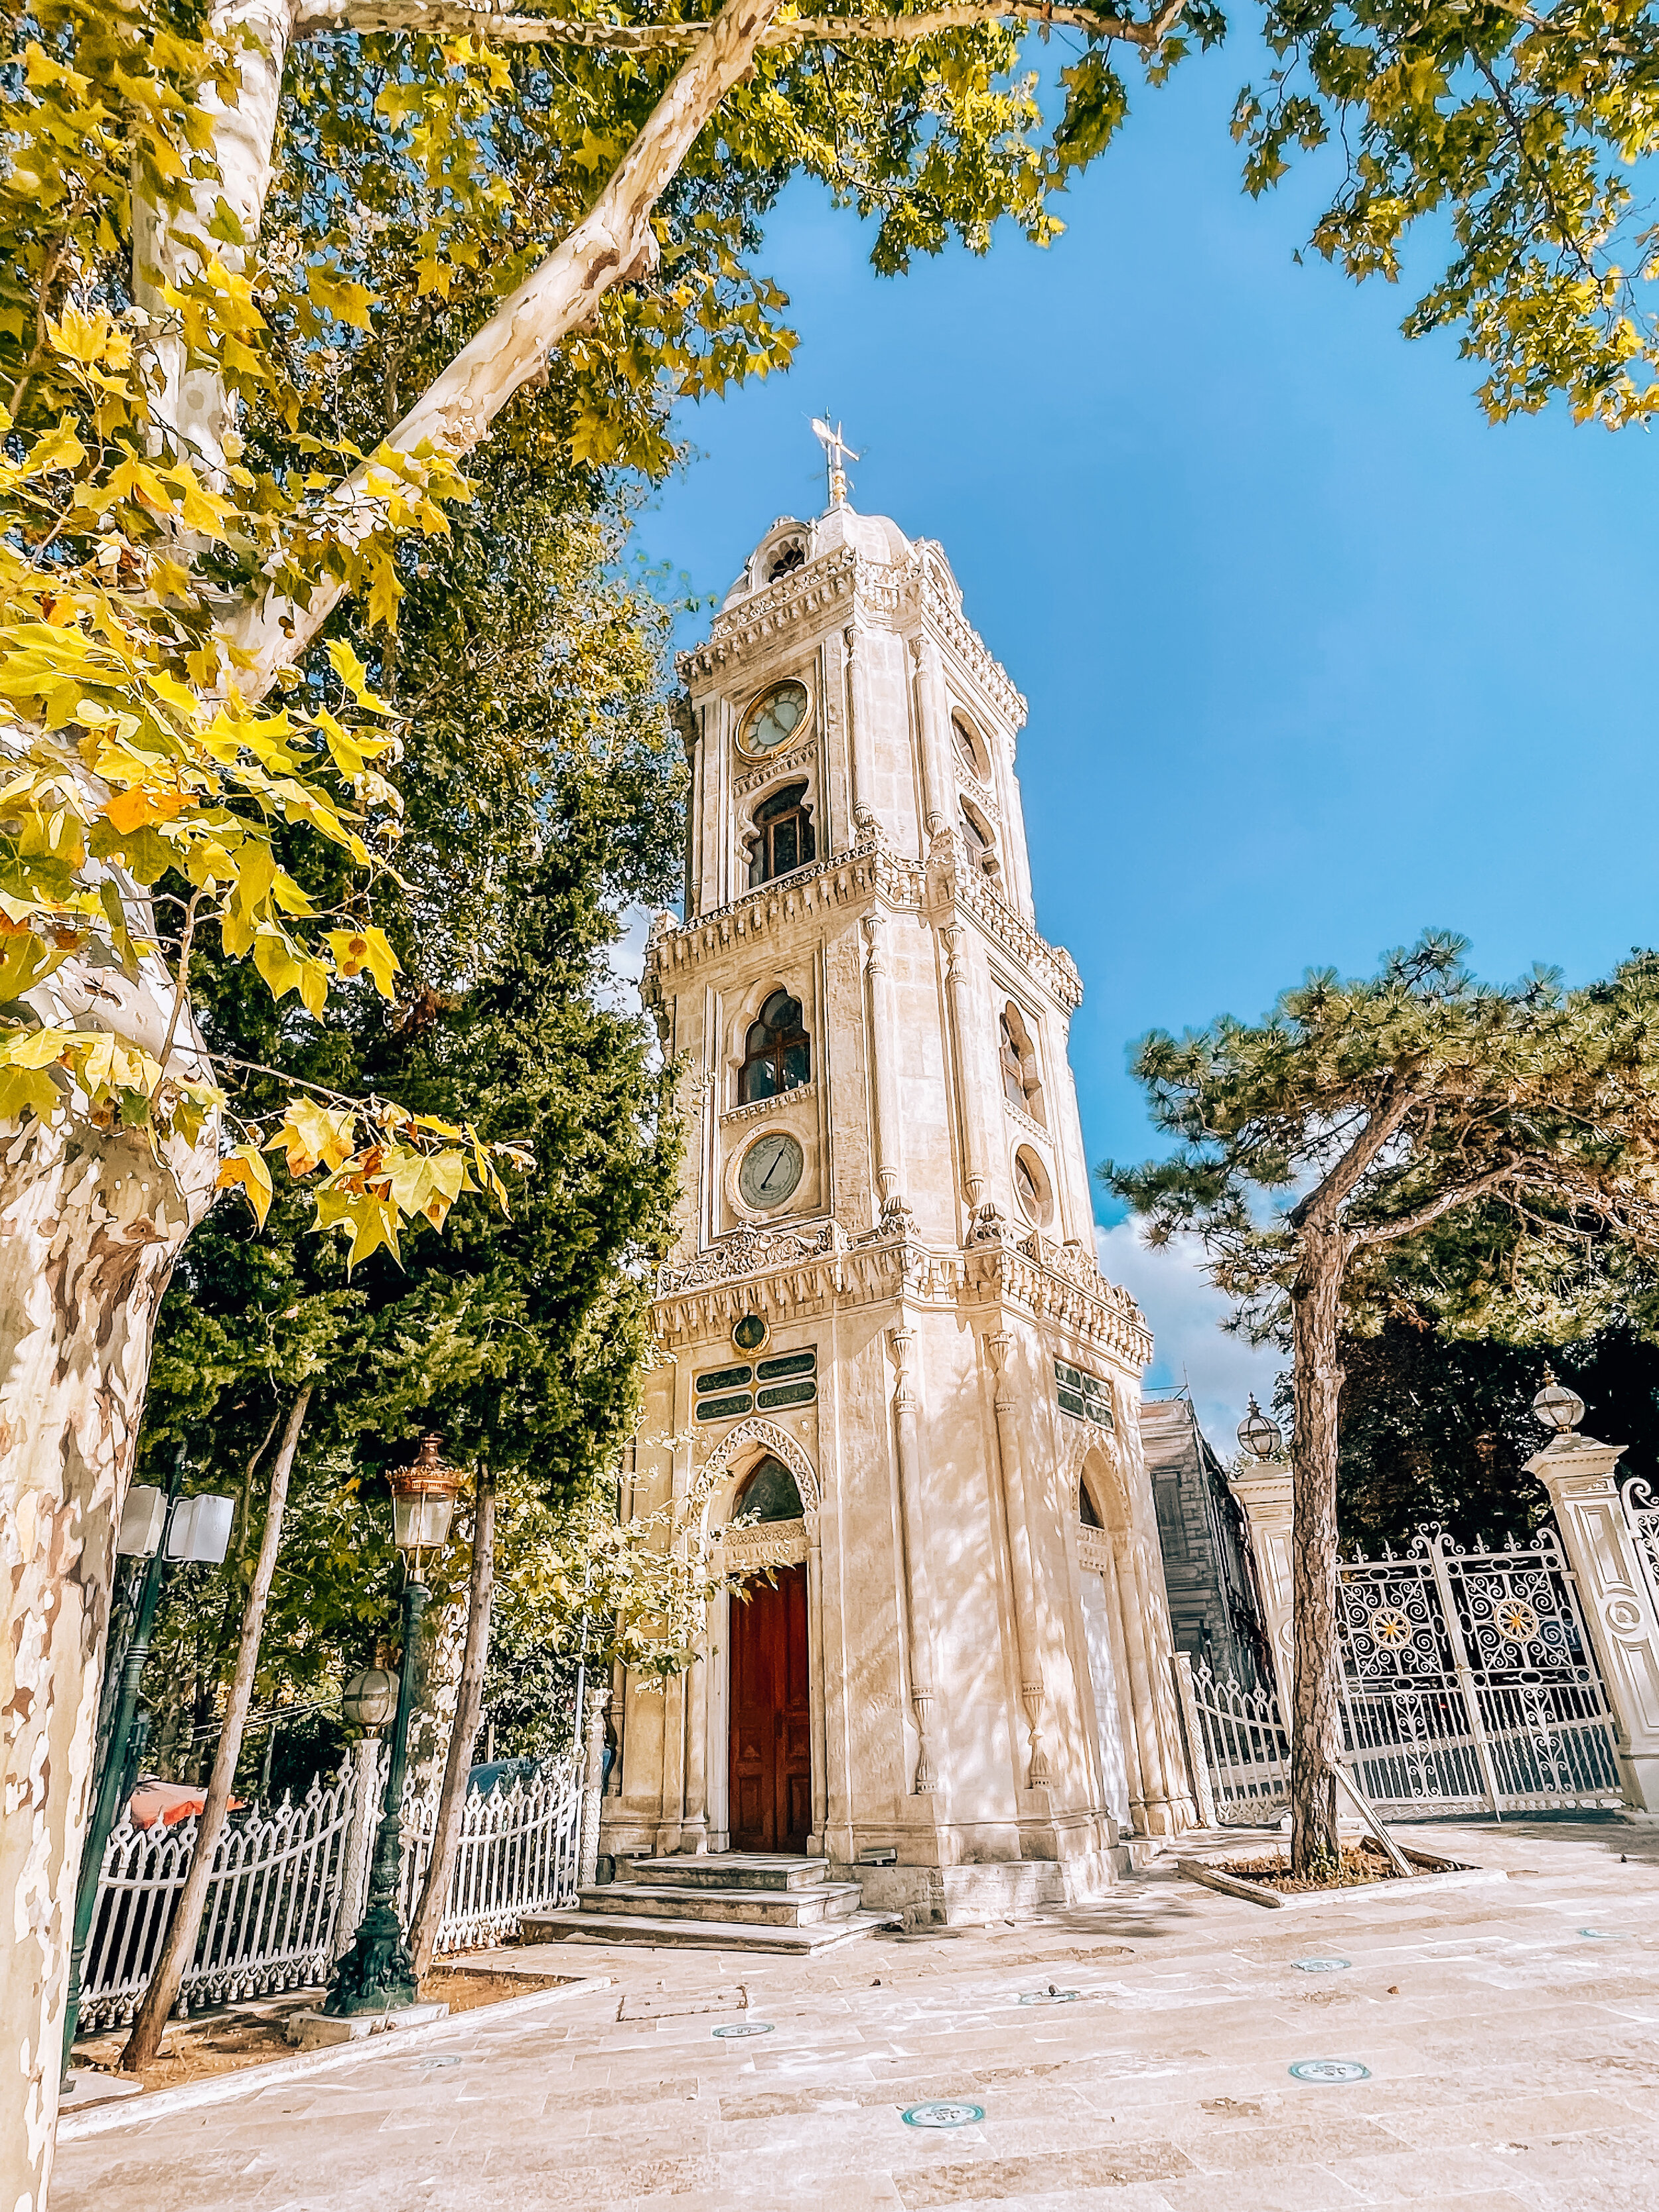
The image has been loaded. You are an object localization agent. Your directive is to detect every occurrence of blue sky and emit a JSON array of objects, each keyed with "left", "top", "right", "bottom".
[{"left": 636, "top": 40, "right": 1659, "bottom": 1442}]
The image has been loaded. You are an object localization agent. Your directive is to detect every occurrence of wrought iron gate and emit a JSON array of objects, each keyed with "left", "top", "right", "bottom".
[{"left": 1182, "top": 1525, "right": 1623, "bottom": 1823}]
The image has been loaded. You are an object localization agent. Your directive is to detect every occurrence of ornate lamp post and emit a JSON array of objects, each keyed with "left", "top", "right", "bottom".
[{"left": 324, "top": 1436, "right": 459, "bottom": 2018}]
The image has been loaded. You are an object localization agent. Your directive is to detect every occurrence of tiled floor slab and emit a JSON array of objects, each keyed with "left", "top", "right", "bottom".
[{"left": 49, "top": 1820, "right": 1659, "bottom": 2212}]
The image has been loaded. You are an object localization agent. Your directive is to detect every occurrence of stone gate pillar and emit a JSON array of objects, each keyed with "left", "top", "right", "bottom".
[
  {"left": 1226, "top": 1454, "right": 1295, "bottom": 1717},
  {"left": 1526, "top": 1377, "right": 1659, "bottom": 1814}
]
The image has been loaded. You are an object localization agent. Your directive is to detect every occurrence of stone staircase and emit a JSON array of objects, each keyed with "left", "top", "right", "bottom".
[{"left": 522, "top": 1853, "right": 899, "bottom": 1954}]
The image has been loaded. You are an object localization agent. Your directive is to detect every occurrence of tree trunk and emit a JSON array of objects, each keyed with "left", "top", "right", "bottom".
[
  {"left": 120, "top": 1386, "right": 313, "bottom": 2071},
  {"left": 1288, "top": 1229, "right": 1347, "bottom": 1874},
  {"left": 407, "top": 1471, "right": 495, "bottom": 1982}
]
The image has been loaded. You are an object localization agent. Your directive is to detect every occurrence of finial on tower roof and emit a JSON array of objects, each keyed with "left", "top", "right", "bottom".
[{"left": 810, "top": 414, "right": 858, "bottom": 508}]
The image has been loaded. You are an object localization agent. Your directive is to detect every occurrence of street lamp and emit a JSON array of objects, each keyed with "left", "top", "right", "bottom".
[
  {"left": 324, "top": 1436, "right": 459, "bottom": 2018},
  {"left": 1532, "top": 1364, "right": 1585, "bottom": 1439},
  {"left": 62, "top": 1445, "right": 235, "bottom": 2078},
  {"left": 1237, "top": 1395, "right": 1283, "bottom": 1463}
]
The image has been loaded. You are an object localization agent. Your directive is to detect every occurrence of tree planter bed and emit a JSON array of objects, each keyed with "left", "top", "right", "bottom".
[{"left": 1177, "top": 1839, "right": 1504, "bottom": 1911}]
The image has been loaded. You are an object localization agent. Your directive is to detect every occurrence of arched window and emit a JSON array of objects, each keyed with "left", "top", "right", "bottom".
[
  {"left": 960, "top": 798, "right": 998, "bottom": 879},
  {"left": 1079, "top": 1477, "right": 1104, "bottom": 1530},
  {"left": 999, "top": 1003, "right": 1045, "bottom": 1124},
  {"left": 766, "top": 540, "right": 805, "bottom": 582},
  {"left": 747, "top": 781, "right": 815, "bottom": 888},
  {"left": 952, "top": 711, "right": 987, "bottom": 781},
  {"left": 740, "top": 990, "right": 810, "bottom": 1103},
  {"left": 735, "top": 1454, "right": 804, "bottom": 1524}
]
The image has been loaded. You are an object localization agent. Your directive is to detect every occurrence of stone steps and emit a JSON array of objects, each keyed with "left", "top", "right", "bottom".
[{"left": 522, "top": 1850, "right": 900, "bottom": 1954}]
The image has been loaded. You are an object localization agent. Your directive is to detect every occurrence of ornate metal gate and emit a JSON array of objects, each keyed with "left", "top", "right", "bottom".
[
  {"left": 1621, "top": 1477, "right": 1659, "bottom": 1613},
  {"left": 1336, "top": 1530, "right": 1621, "bottom": 1816},
  {"left": 1181, "top": 1525, "right": 1623, "bottom": 1823}
]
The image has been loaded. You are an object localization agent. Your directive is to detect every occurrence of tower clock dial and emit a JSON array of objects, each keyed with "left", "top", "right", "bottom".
[
  {"left": 739, "top": 1131, "right": 804, "bottom": 1211},
  {"left": 738, "top": 679, "right": 809, "bottom": 759}
]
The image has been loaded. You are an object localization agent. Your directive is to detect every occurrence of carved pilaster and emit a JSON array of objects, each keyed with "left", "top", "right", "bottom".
[
  {"left": 891, "top": 1323, "right": 938, "bottom": 1793},
  {"left": 940, "top": 922, "right": 987, "bottom": 1216},
  {"left": 910, "top": 632, "right": 951, "bottom": 840},
  {"left": 861, "top": 910, "right": 902, "bottom": 1214},
  {"left": 987, "top": 1331, "right": 1050, "bottom": 1789}
]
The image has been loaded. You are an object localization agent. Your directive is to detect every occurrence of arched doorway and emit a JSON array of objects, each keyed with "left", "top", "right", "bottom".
[{"left": 727, "top": 1455, "right": 812, "bottom": 1852}]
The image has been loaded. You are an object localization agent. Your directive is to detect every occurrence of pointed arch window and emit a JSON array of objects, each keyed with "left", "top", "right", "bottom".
[
  {"left": 740, "top": 990, "right": 810, "bottom": 1103},
  {"left": 952, "top": 711, "right": 988, "bottom": 782},
  {"left": 1079, "top": 1477, "right": 1104, "bottom": 1530},
  {"left": 999, "top": 1002, "right": 1045, "bottom": 1125},
  {"left": 735, "top": 1454, "right": 804, "bottom": 1524},
  {"left": 960, "top": 797, "right": 998, "bottom": 877},
  {"left": 748, "top": 781, "right": 815, "bottom": 888}
]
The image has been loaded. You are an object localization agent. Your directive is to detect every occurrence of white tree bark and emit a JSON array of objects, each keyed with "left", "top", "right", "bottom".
[{"left": 229, "top": 0, "right": 786, "bottom": 694}]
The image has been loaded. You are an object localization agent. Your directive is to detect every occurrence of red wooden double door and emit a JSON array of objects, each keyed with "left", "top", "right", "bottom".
[{"left": 729, "top": 1564, "right": 811, "bottom": 1853}]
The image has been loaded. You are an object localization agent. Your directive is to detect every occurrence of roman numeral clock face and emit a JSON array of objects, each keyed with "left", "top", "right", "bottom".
[{"left": 739, "top": 1131, "right": 804, "bottom": 1211}]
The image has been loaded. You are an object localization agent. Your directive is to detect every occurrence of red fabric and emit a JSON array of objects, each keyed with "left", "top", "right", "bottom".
[{"left": 127, "top": 1781, "right": 244, "bottom": 1830}]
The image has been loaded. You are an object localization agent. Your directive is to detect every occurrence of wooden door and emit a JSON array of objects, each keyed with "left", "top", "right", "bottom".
[{"left": 729, "top": 1564, "right": 811, "bottom": 1852}]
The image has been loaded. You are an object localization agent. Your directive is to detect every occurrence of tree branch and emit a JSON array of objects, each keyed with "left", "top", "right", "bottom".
[
  {"left": 228, "top": 0, "right": 788, "bottom": 694},
  {"left": 1352, "top": 1159, "right": 1524, "bottom": 1250},
  {"left": 1288, "top": 1070, "right": 1423, "bottom": 1234},
  {"left": 295, "top": 0, "right": 1183, "bottom": 54}
]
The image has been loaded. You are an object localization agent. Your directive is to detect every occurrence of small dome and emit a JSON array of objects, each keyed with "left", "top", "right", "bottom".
[{"left": 721, "top": 504, "right": 913, "bottom": 607}]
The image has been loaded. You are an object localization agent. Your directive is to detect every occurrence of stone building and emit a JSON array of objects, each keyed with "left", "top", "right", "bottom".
[
  {"left": 1139, "top": 1394, "right": 1265, "bottom": 1689},
  {"left": 605, "top": 478, "right": 1196, "bottom": 1919}
]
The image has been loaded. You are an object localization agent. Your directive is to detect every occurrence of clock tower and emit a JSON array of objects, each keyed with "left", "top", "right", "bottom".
[{"left": 605, "top": 471, "right": 1196, "bottom": 1918}]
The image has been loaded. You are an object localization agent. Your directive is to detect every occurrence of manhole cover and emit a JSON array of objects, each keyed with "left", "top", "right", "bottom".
[
  {"left": 1289, "top": 2059, "right": 1371, "bottom": 2084},
  {"left": 420, "top": 2055, "right": 461, "bottom": 2070},
  {"left": 1017, "top": 1988, "right": 1079, "bottom": 2006},
  {"left": 712, "top": 2022, "right": 774, "bottom": 2039},
  {"left": 1580, "top": 1928, "right": 1621, "bottom": 1941},
  {"left": 902, "top": 2101, "right": 984, "bottom": 2129},
  {"left": 1294, "top": 1958, "right": 1352, "bottom": 1974}
]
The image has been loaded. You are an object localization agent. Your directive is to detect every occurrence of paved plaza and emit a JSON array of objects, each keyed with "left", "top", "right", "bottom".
[{"left": 53, "top": 1818, "right": 1659, "bottom": 2212}]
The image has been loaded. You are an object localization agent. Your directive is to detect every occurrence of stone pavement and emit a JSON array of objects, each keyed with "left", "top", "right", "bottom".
[{"left": 51, "top": 1818, "right": 1659, "bottom": 2212}]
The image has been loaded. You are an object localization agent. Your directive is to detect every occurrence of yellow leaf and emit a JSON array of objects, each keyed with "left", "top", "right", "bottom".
[
  {"left": 0, "top": 1063, "right": 60, "bottom": 1124},
  {"left": 215, "top": 1142, "right": 273, "bottom": 1227},
  {"left": 271, "top": 1095, "right": 358, "bottom": 1178},
  {"left": 326, "top": 924, "right": 399, "bottom": 998}
]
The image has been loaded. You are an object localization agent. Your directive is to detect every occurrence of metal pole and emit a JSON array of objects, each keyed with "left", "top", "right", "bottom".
[
  {"left": 61, "top": 1445, "right": 187, "bottom": 2079},
  {"left": 323, "top": 1574, "right": 429, "bottom": 2015}
]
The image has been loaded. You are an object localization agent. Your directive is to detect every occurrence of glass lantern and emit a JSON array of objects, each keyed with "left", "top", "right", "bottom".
[
  {"left": 1532, "top": 1365, "right": 1585, "bottom": 1438},
  {"left": 341, "top": 1664, "right": 398, "bottom": 1732},
  {"left": 1236, "top": 1395, "right": 1283, "bottom": 1463},
  {"left": 387, "top": 1434, "right": 460, "bottom": 1562}
]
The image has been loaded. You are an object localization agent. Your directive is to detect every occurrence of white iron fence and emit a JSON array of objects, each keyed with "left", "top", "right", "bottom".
[
  {"left": 78, "top": 1754, "right": 582, "bottom": 2031},
  {"left": 1183, "top": 1525, "right": 1623, "bottom": 1825},
  {"left": 1623, "top": 1476, "right": 1659, "bottom": 1615}
]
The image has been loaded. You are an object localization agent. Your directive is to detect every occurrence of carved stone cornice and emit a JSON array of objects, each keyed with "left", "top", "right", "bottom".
[
  {"left": 734, "top": 739, "right": 816, "bottom": 800},
  {"left": 674, "top": 540, "right": 1027, "bottom": 737},
  {"left": 653, "top": 1211, "right": 1151, "bottom": 1369},
  {"left": 719, "top": 1082, "right": 817, "bottom": 1130},
  {"left": 931, "top": 830, "right": 1083, "bottom": 1014},
  {"left": 642, "top": 826, "right": 925, "bottom": 992}
]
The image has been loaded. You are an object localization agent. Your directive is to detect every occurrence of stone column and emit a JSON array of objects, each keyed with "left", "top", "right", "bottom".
[
  {"left": 579, "top": 1686, "right": 610, "bottom": 1888},
  {"left": 843, "top": 621, "right": 871, "bottom": 826},
  {"left": 1528, "top": 1429, "right": 1659, "bottom": 1812},
  {"left": 986, "top": 1333, "right": 1052, "bottom": 1789},
  {"left": 861, "top": 910, "right": 903, "bottom": 1216},
  {"left": 910, "top": 634, "right": 952, "bottom": 839},
  {"left": 680, "top": 1640, "right": 709, "bottom": 1854},
  {"left": 333, "top": 1734, "right": 383, "bottom": 1959},
  {"left": 1099, "top": 1532, "right": 1148, "bottom": 1830},
  {"left": 1228, "top": 1458, "right": 1296, "bottom": 1716},
  {"left": 890, "top": 1323, "right": 938, "bottom": 1793},
  {"left": 940, "top": 922, "right": 986, "bottom": 1218},
  {"left": 805, "top": 1510, "right": 830, "bottom": 1848}
]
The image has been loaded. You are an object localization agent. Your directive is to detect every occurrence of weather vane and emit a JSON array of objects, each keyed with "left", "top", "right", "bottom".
[{"left": 810, "top": 415, "right": 859, "bottom": 508}]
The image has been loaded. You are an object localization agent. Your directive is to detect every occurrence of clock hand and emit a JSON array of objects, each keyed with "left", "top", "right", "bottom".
[{"left": 759, "top": 1143, "right": 785, "bottom": 1190}]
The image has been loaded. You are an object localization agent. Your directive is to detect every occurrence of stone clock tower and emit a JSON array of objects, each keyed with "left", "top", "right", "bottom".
[{"left": 604, "top": 469, "right": 1196, "bottom": 1919}]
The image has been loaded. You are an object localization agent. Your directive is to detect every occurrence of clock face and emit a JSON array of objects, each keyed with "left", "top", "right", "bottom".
[
  {"left": 739, "top": 1131, "right": 804, "bottom": 1212},
  {"left": 739, "top": 680, "right": 809, "bottom": 759}
]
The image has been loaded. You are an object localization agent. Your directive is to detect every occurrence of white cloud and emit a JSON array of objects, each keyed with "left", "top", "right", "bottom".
[{"left": 1094, "top": 1222, "right": 1285, "bottom": 1457}]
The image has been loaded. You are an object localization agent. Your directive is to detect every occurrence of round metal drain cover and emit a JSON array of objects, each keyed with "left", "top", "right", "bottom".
[
  {"left": 420, "top": 2055, "right": 462, "bottom": 2069},
  {"left": 1289, "top": 2059, "right": 1371, "bottom": 2084},
  {"left": 712, "top": 2021, "right": 774, "bottom": 2038},
  {"left": 1579, "top": 1929, "right": 1620, "bottom": 1941},
  {"left": 1018, "top": 1988, "right": 1079, "bottom": 2006},
  {"left": 902, "top": 2101, "right": 984, "bottom": 2129},
  {"left": 1294, "top": 1958, "right": 1352, "bottom": 1974}
]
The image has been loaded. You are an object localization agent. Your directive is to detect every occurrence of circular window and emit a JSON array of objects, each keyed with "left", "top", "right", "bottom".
[
  {"left": 738, "top": 1131, "right": 804, "bottom": 1212},
  {"left": 738, "top": 680, "right": 810, "bottom": 759},
  {"left": 733, "top": 1312, "right": 769, "bottom": 1354},
  {"left": 1013, "top": 1145, "right": 1052, "bottom": 1228}
]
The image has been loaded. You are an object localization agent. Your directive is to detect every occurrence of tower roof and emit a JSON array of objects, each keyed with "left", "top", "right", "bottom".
[{"left": 721, "top": 504, "right": 914, "bottom": 609}]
